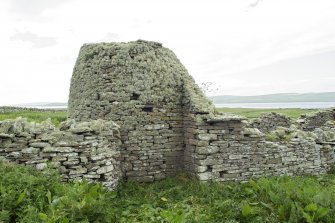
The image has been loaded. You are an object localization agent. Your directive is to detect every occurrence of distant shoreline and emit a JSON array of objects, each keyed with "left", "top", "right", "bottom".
[
  {"left": 215, "top": 102, "right": 335, "bottom": 109},
  {"left": 211, "top": 92, "right": 335, "bottom": 104}
]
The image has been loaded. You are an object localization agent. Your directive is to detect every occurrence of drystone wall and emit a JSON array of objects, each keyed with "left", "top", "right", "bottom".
[
  {"left": 184, "top": 115, "right": 335, "bottom": 181},
  {"left": 298, "top": 108, "right": 335, "bottom": 131},
  {"left": 0, "top": 118, "right": 122, "bottom": 188},
  {"left": 249, "top": 112, "right": 292, "bottom": 133}
]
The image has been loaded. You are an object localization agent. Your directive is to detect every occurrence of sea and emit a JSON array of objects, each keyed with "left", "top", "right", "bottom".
[
  {"left": 11, "top": 102, "right": 335, "bottom": 109},
  {"left": 215, "top": 102, "right": 335, "bottom": 109}
]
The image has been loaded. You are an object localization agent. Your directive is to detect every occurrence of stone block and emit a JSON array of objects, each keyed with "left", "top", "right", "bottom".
[
  {"left": 196, "top": 166, "right": 208, "bottom": 173},
  {"left": 197, "top": 134, "right": 217, "bottom": 141},
  {"left": 97, "top": 165, "right": 114, "bottom": 174},
  {"left": 69, "top": 168, "right": 87, "bottom": 175},
  {"left": 195, "top": 146, "right": 219, "bottom": 155},
  {"left": 43, "top": 147, "right": 75, "bottom": 153},
  {"left": 29, "top": 142, "right": 51, "bottom": 148},
  {"left": 221, "top": 173, "right": 240, "bottom": 179},
  {"left": 63, "top": 159, "right": 80, "bottom": 166},
  {"left": 0, "top": 133, "right": 13, "bottom": 139},
  {"left": 36, "top": 163, "right": 47, "bottom": 170},
  {"left": 229, "top": 154, "right": 243, "bottom": 160},
  {"left": 91, "top": 155, "right": 105, "bottom": 161},
  {"left": 84, "top": 174, "right": 101, "bottom": 179},
  {"left": 197, "top": 172, "right": 219, "bottom": 181},
  {"left": 22, "top": 147, "right": 40, "bottom": 154}
]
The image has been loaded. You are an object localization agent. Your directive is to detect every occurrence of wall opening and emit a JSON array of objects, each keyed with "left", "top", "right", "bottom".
[
  {"left": 142, "top": 104, "right": 154, "bottom": 112},
  {"left": 131, "top": 93, "right": 140, "bottom": 100}
]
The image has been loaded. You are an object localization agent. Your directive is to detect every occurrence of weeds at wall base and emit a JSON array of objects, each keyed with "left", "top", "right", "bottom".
[{"left": 1, "top": 161, "right": 335, "bottom": 222}]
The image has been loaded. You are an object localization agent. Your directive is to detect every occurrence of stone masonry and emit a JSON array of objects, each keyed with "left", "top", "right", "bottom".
[
  {"left": 249, "top": 112, "right": 292, "bottom": 133},
  {"left": 68, "top": 40, "right": 213, "bottom": 182},
  {"left": 298, "top": 108, "right": 335, "bottom": 131},
  {"left": 67, "top": 40, "right": 335, "bottom": 182},
  {"left": 1, "top": 40, "right": 335, "bottom": 186},
  {"left": 0, "top": 118, "right": 121, "bottom": 188}
]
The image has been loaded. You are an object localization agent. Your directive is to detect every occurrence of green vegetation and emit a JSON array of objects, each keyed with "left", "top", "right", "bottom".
[
  {"left": 265, "top": 127, "right": 295, "bottom": 143},
  {"left": 0, "top": 106, "right": 319, "bottom": 125},
  {"left": 1, "top": 162, "right": 335, "bottom": 222},
  {"left": 0, "top": 107, "right": 67, "bottom": 126},
  {"left": 217, "top": 107, "right": 317, "bottom": 119}
]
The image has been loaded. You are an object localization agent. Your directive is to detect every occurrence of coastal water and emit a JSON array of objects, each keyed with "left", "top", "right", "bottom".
[
  {"left": 12, "top": 102, "right": 335, "bottom": 109},
  {"left": 215, "top": 102, "right": 335, "bottom": 109}
]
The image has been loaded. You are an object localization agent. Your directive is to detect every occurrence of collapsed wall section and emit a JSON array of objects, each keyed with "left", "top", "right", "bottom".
[
  {"left": 249, "top": 112, "right": 292, "bottom": 133},
  {"left": 299, "top": 108, "right": 335, "bottom": 131}
]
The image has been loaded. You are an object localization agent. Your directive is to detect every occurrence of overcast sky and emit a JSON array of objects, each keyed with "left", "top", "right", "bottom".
[{"left": 0, "top": 0, "right": 335, "bottom": 105}]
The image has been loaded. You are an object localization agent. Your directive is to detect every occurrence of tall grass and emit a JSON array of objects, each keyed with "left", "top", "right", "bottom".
[{"left": 1, "top": 162, "right": 335, "bottom": 222}]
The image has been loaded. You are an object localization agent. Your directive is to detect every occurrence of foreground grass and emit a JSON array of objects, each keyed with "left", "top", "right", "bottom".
[
  {"left": 217, "top": 107, "right": 318, "bottom": 119},
  {"left": 0, "top": 107, "right": 67, "bottom": 126},
  {"left": 1, "top": 162, "right": 335, "bottom": 222}
]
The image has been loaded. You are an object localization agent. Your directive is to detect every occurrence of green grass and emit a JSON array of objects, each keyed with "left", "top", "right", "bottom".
[
  {"left": 0, "top": 107, "right": 319, "bottom": 124},
  {"left": 0, "top": 107, "right": 67, "bottom": 126},
  {"left": 217, "top": 107, "right": 318, "bottom": 119},
  {"left": 1, "top": 162, "right": 335, "bottom": 222}
]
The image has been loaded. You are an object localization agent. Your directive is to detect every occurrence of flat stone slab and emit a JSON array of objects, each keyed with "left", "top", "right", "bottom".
[
  {"left": 0, "top": 133, "right": 13, "bottom": 138},
  {"left": 206, "top": 114, "right": 244, "bottom": 123}
]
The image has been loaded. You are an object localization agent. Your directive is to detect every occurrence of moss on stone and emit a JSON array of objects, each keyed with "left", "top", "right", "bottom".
[
  {"left": 68, "top": 40, "right": 214, "bottom": 121},
  {"left": 265, "top": 127, "right": 294, "bottom": 144}
]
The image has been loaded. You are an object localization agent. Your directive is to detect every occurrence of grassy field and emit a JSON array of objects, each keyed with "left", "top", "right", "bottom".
[
  {"left": 217, "top": 107, "right": 318, "bottom": 119},
  {"left": 1, "top": 162, "right": 335, "bottom": 222},
  {"left": 0, "top": 107, "right": 320, "bottom": 126},
  {"left": 0, "top": 107, "right": 67, "bottom": 125}
]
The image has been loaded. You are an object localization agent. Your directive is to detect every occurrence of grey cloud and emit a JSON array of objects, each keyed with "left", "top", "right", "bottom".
[
  {"left": 248, "top": 0, "right": 263, "bottom": 8},
  {"left": 10, "top": 31, "right": 58, "bottom": 48},
  {"left": 9, "top": 0, "right": 75, "bottom": 16}
]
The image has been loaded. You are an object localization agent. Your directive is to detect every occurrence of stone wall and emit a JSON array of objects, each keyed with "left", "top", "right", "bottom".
[
  {"left": 68, "top": 40, "right": 213, "bottom": 182},
  {"left": 298, "top": 108, "right": 335, "bottom": 131},
  {"left": 0, "top": 118, "right": 122, "bottom": 188},
  {"left": 64, "top": 40, "right": 335, "bottom": 183},
  {"left": 249, "top": 112, "right": 292, "bottom": 133},
  {"left": 2, "top": 115, "right": 334, "bottom": 185},
  {"left": 184, "top": 115, "right": 335, "bottom": 181}
]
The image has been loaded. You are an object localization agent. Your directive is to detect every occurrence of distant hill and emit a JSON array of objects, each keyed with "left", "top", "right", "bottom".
[
  {"left": 13, "top": 102, "right": 67, "bottom": 108},
  {"left": 212, "top": 92, "right": 335, "bottom": 104},
  {"left": 6, "top": 92, "right": 335, "bottom": 107}
]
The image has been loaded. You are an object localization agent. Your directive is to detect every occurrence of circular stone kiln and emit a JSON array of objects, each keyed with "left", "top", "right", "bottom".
[{"left": 68, "top": 40, "right": 212, "bottom": 181}]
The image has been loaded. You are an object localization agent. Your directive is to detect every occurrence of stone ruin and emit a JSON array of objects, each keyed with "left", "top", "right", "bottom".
[
  {"left": 68, "top": 40, "right": 218, "bottom": 182},
  {"left": 1, "top": 40, "right": 335, "bottom": 187},
  {"left": 249, "top": 112, "right": 292, "bottom": 133}
]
